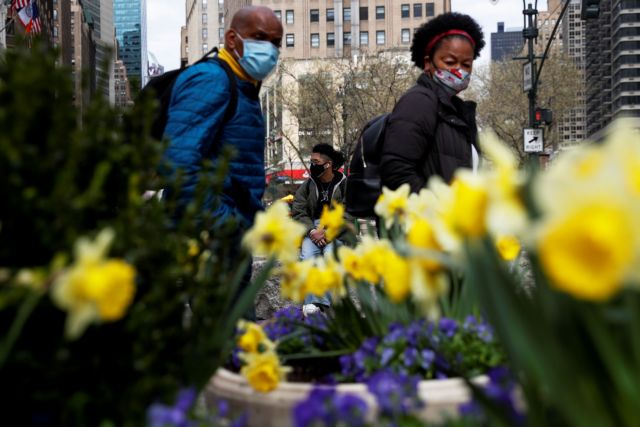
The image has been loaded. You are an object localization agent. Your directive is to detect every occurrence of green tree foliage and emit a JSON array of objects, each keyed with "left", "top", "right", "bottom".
[{"left": 0, "top": 42, "right": 256, "bottom": 426}]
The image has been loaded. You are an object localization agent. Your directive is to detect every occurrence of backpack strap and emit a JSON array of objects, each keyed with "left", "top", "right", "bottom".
[
  {"left": 196, "top": 48, "right": 239, "bottom": 158},
  {"left": 212, "top": 57, "right": 238, "bottom": 133}
]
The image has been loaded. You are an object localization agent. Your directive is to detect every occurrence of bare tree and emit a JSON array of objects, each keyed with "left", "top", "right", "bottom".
[
  {"left": 466, "top": 52, "right": 582, "bottom": 164},
  {"left": 278, "top": 54, "right": 418, "bottom": 168}
]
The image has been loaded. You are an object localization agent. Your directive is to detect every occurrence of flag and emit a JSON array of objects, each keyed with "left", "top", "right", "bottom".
[
  {"left": 11, "top": 0, "right": 30, "bottom": 10},
  {"left": 17, "top": 1, "right": 41, "bottom": 34}
]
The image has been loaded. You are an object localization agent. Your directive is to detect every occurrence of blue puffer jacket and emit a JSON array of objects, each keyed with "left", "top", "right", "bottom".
[{"left": 161, "top": 58, "right": 265, "bottom": 228}]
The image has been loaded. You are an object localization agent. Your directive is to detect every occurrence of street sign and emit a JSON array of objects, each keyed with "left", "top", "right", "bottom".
[
  {"left": 523, "top": 62, "right": 532, "bottom": 92},
  {"left": 523, "top": 128, "right": 543, "bottom": 153}
]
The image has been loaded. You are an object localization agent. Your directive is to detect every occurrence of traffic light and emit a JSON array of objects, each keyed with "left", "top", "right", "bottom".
[{"left": 534, "top": 108, "right": 553, "bottom": 126}]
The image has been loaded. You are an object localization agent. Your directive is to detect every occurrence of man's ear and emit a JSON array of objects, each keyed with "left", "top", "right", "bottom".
[{"left": 225, "top": 29, "right": 240, "bottom": 54}]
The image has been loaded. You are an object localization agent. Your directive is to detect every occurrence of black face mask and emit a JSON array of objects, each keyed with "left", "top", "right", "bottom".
[{"left": 310, "top": 163, "right": 328, "bottom": 178}]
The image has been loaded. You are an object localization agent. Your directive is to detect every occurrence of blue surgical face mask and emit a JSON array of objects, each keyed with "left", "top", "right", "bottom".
[
  {"left": 432, "top": 66, "right": 471, "bottom": 94},
  {"left": 234, "top": 32, "right": 280, "bottom": 81}
]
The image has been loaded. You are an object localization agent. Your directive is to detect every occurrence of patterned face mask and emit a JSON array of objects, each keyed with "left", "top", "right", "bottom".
[{"left": 432, "top": 67, "right": 471, "bottom": 94}]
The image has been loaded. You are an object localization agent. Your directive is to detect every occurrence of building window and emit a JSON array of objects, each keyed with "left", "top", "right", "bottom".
[
  {"left": 202, "top": 28, "right": 208, "bottom": 39},
  {"left": 310, "top": 9, "right": 319, "bottom": 23},
  {"left": 327, "top": 8, "right": 334, "bottom": 22},
  {"left": 202, "top": 43, "right": 208, "bottom": 53},
  {"left": 401, "top": 4, "right": 410, "bottom": 18},
  {"left": 360, "top": 6, "right": 368, "bottom": 20},
  {"left": 344, "top": 7, "right": 351, "bottom": 22},
  {"left": 413, "top": 3, "right": 422, "bottom": 17},
  {"left": 202, "top": 0, "right": 207, "bottom": 5},
  {"left": 202, "top": 13, "right": 208, "bottom": 24},
  {"left": 311, "top": 33, "right": 320, "bottom": 47},
  {"left": 286, "top": 33, "right": 295, "bottom": 47},
  {"left": 53, "top": 9, "right": 57, "bottom": 20},
  {"left": 376, "top": 30, "right": 385, "bottom": 45},
  {"left": 401, "top": 28, "right": 410, "bottom": 44},
  {"left": 376, "top": 6, "right": 385, "bottom": 20},
  {"left": 426, "top": 2, "right": 435, "bottom": 17},
  {"left": 360, "top": 31, "right": 369, "bottom": 46},
  {"left": 286, "top": 10, "right": 294, "bottom": 25},
  {"left": 344, "top": 32, "right": 352, "bottom": 45},
  {"left": 327, "top": 32, "right": 335, "bottom": 47},
  {"left": 218, "top": 12, "right": 223, "bottom": 24},
  {"left": 274, "top": 10, "right": 281, "bottom": 20},
  {"left": 219, "top": 28, "right": 224, "bottom": 39}
]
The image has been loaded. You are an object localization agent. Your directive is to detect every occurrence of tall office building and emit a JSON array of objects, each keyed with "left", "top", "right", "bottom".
[
  {"left": 225, "top": 0, "right": 451, "bottom": 59},
  {"left": 491, "top": 22, "right": 523, "bottom": 62},
  {"left": 84, "top": 0, "right": 115, "bottom": 103},
  {"left": 184, "top": 0, "right": 225, "bottom": 65},
  {"left": 582, "top": 0, "right": 640, "bottom": 138},
  {"left": 114, "top": 0, "right": 148, "bottom": 87},
  {"left": 1, "top": 4, "right": 7, "bottom": 50},
  {"left": 70, "top": 0, "right": 97, "bottom": 113},
  {"left": 558, "top": 0, "right": 587, "bottom": 146},
  {"left": 536, "top": 0, "right": 564, "bottom": 54}
]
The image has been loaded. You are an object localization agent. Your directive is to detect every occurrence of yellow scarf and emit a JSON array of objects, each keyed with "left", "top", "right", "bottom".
[{"left": 218, "top": 47, "right": 257, "bottom": 84}]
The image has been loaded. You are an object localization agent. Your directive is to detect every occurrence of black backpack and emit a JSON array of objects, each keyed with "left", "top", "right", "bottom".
[
  {"left": 139, "top": 48, "right": 238, "bottom": 142},
  {"left": 345, "top": 113, "right": 390, "bottom": 218}
]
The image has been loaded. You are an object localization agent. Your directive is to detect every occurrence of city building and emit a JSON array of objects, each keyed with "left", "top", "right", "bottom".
[
  {"left": 84, "top": 0, "right": 115, "bottom": 103},
  {"left": 224, "top": 0, "right": 450, "bottom": 59},
  {"left": 114, "top": 0, "right": 148, "bottom": 87},
  {"left": 583, "top": 0, "right": 640, "bottom": 138},
  {"left": 180, "top": 25, "right": 188, "bottom": 67},
  {"left": 558, "top": 0, "right": 587, "bottom": 146},
  {"left": 183, "top": 0, "right": 224, "bottom": 65},
  {"left": 490, "top": 22, "right": 523, "bottom": 62},
  {"left": 536, "top": 0, "right": 564, "bottom": 54},
  {"left": 4, "top": 0, "right": 56, "bottom": 49},
  {"left": 70, "top": 0, "right": 97, "bottom": 114},
  {"left": 113, "top": 57, "right": 133, "bottom": 107},
  {"left": 52, "top": 0, "right": 73, "bottom": 67},
  {"left": 1, "top": 4, "right": 7, "bottom": 50}
]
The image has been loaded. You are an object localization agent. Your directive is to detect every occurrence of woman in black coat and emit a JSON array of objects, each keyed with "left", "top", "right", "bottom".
[{"left": 380, "top": 12, "right": 486, "bottom": 193}]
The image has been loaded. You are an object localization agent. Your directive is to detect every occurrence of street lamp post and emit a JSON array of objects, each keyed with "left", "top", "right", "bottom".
[{"left": 509, "top": 0, "right": 572, "bottom": 158}]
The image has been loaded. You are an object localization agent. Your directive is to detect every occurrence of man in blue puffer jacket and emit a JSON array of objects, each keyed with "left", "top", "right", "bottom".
[
  {"left": 162, "top": 5, "right": 283, "bottom": 229},
  {"left": 161, "top": 6, "right": 283, "bottom": 320}
]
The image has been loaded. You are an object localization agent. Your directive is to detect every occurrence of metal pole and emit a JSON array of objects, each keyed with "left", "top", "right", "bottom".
[{"left": 523, "top": 3, "right": 538, "bottom": 129}]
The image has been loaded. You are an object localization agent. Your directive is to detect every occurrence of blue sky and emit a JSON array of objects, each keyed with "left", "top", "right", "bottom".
[{"left": 147, "top": 0, "right": 548, "bottom": 71}]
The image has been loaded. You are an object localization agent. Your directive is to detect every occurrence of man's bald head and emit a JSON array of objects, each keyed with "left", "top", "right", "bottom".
[{"left": 225, "top": 6, "right": 283, "bottom": 55}]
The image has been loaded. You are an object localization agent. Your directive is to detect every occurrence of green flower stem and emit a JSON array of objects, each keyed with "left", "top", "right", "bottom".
[{"left": 0, "top": 291, "right": 41, "bottom": 370}]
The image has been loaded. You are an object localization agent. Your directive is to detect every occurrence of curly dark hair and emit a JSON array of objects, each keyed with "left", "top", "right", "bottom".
[
  {"left": 312, "top": 143, "right": 345, "bottom": 169},
  {"left": 410, "top": 12, "right": 486, "bottom": 68}
]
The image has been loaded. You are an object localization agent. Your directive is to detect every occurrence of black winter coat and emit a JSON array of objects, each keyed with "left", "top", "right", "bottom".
[{"left": 380, "top": 73, "right": 479, "bottom": 193}]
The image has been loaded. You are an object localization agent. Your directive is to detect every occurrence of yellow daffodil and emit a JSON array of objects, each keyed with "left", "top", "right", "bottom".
[
  {"left": 319, "top": 202, "right": 345, "bottom": 242},
  {"left": 279, "top": 260, "right": 314, "bottom": 303},
  {"left": 449, "top": 173, "right": 489, "bottom": 238},
  {"left": 496, "top": 235, "right": 521, "bottom": 262},
  {"left": 479, "top": 132, "right": 528, "bottom": 237},
  {"left": 538, "top": 204, "right": 634, "bottom": 301},
  {"left": 377, "top": 248, "right": 411, "bottom": 303},
  {"left": 409, "top": 263, "right": 449, "bottom": 319},
  {"left": 187, "top": 239, "right": 199, "bottom": 258},
  {"left": 51, "top": 229, "right": 136, "bottom": 340},
  {"left": 406, "top": 188, "right": 438, "bottom": 229},
  {"left": 237, "top": 320, "right": 274, "bottom": 353},
  {"left": 242, "top": 201, "right": 306, "bottom": 263},
  {"left": 407, "top": 218, "right": 443, "bottom": 272},
  {"left": 240, "top": 351, "right": 290, "bottom": 393},
  {"left": 339, "top": 246, "right": 371, "bottom": 282},
  {"left": 375, "top": 184, "right": 411, "bottom": 229},
  {"left": 305, "top": 260, "right": 342, "bottom": 298}
]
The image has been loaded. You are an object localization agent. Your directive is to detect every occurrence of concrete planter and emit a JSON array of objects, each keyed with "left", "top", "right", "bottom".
[{"left": 203, "top": 368, "right": 487, "bottom": 426}]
